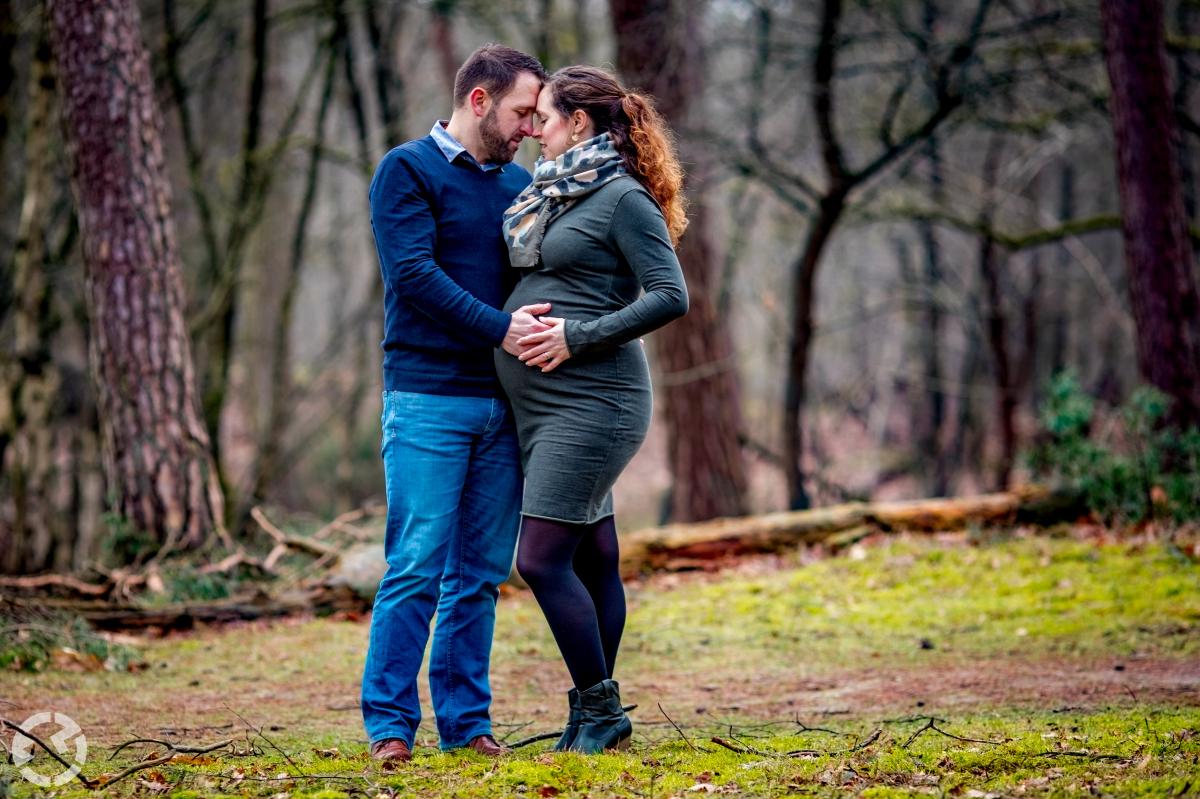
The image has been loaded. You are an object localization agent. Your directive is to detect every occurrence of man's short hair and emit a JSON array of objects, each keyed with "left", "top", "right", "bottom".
[{"left": 453, "top": 44, "right": 546, "bottom": 107}]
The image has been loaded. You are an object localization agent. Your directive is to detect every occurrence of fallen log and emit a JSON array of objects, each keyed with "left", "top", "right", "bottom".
[
  {"left": 2, "top": 583, "right": 368, "bottom": 632},
  {"left": 619, "top": 486, "right": 1083, "bottom": 574},
  {"left": 1, "top": 489, "right": 1085, "bottom": 630}
]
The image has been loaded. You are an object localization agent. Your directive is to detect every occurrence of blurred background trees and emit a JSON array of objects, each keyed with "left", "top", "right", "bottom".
[{"left": 1, "top": 0, "right": 1198, "bottom": 571}]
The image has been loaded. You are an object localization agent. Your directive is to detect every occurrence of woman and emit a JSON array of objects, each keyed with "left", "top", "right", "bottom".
[{"left": 496, "top": 66, "right": 689, "bottom": 754}]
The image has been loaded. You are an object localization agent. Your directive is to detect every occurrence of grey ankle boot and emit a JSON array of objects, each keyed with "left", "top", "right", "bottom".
[
  {"left": 552, "top": 688, "right": 582, "bottom": 751},
  {"left": 568, "top": 679, "right": 632, "bottom": 753}
]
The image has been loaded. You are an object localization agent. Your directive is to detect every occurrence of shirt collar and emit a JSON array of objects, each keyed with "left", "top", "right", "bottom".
[{"left": 431, "top": 120, "right": 503, "bottom": 172}]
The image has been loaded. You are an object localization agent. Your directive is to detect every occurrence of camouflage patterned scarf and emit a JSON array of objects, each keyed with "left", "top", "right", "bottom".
[{"left": 502, "top": 133, "right": 628, "bottom": 268}]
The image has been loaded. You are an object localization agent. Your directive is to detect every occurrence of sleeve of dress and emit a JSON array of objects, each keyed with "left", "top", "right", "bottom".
[{"left": 562, "top": 187, "right": 689, "bottom": 356}]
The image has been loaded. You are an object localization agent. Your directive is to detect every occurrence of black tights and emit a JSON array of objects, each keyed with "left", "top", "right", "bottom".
[{"left": 515, "top": 515, "right": 626, "bottom": 691}]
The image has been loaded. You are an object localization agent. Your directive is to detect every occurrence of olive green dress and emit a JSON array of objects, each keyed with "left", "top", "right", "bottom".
[{"left": 495, "top": 176, "right": 688, "bottom": 524}]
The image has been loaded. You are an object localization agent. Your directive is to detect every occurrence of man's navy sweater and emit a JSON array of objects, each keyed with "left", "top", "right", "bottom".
[{"left": 369, "top": 134, "right": 530, "bottom": 397}]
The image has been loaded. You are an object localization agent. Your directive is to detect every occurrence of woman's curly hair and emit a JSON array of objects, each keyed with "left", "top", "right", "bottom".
[{"left": 547, "top": 66, "right": 688, "bottom": 245}]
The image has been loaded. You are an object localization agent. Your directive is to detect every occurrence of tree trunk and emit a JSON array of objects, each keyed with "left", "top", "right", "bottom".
[
  {"left": 572, "top": 0, "right": 590, "bottom": 64},
  {"left": 783, "top": 195, "right": 846, "bottom": 509},
  {"left": 245, "top": 26, "right": 339, "bottom": 518},
  {"left": 1174, "top": 0, "right": 1198, "bottom": 223},
  {"left": 1, "top": 25, "right": 70, "bottom": 574},
  {"left": 431, "top": 0, "right": 459, "bottom": 96},
  {"left": 611, "top": 0, "right": 749, "bottom": 522},
  {"left": 915, "top": 136, "right": 948, "bottom": 496},
  {"left": 47, "top": 0, "right": 227, "bottom": 556},
  {"left": 1047, "top": 163, "right": 1074, "bottom": 376},
  {"left": 200, "top": 0, "right": 269, "bottom": 487},
  {"left": 915, "top": 0, "right": 948, "bottom": 496},
  {"left": 339, "top": 0, "right": 407, "bottom": 512},
  {"left": 363, "top": 0, "right": 407, "bottom": 150},
  {"left": 978, "top": 135, "right": 1017, "bottom": 491},
  {"left": 1020, "top": 250, "right": 1042, "bottom": 403},
  {"left": 532, "top": 0, "right": 553, "bottom": 67},
  {"left": 1101, "top": 0, "right": 1200, "bottom": 429},
  {"left": 0, "top": 0, "right": 15, "bottom": 169}
]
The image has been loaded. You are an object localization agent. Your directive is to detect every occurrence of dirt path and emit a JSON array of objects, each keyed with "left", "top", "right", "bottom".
[
  {"left": 5, "top": 613, "right": 1197, "bottom": 752},
  {"left": 5, "top": 537, "right": 1198, "bottom": 752}
]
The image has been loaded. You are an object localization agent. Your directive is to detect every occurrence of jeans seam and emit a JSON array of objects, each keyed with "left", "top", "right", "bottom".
[
  {"left": 443, "top": 499, "right": 470, "bottom": 744},
  {"left": 482, "top": 398, "right": 499, "bottom": 434},
  {"left": 371, "top": 729, "right": 415, "bottom": 749},
  {"left": 441, "top": 723, "right": 494, "bottom": 750}
]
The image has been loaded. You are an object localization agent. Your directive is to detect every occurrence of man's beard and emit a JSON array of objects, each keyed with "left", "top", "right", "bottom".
[{"left": 479, "top": 107, "right": 515, "bottom": 164}]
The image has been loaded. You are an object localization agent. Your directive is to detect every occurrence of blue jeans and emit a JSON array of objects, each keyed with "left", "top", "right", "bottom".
[{"left": 360, "top": 390, "right": 522, "bottom": 750}]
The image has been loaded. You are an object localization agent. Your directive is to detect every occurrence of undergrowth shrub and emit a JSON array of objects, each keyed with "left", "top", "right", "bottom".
[
  {"left": 0, "top": 604, "right": 142, "bottom": 673},
  {"left": 1029, "top": 373, "right": 1200, "bottom": 524}
]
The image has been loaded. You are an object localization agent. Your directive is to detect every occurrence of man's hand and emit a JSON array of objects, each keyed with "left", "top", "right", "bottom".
[{"left": 502, "top": 303, "right": 552, "bottom": 356}]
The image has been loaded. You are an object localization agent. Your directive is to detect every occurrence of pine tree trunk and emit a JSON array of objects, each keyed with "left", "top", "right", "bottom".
[
  {"left": 1101, "top": 0, "right": 1200, "bottom": 429},
  {"left": 47, "top": 0, "right": 226, "bottom": 556},
  {"left": 611, "top": 0, "right": 749, "bottom": 522}
]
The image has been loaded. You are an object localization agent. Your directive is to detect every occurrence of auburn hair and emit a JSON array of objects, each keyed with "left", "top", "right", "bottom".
[{"left": 546, "top": 66, "right": 688, "bottom": 244}]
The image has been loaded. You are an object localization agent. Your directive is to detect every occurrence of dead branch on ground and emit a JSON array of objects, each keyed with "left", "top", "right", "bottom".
[
  {"left": 108, "top": 737, "right": 233, "bottom": 760},
  {"left": 311, "top": 504, "right": 386, "bottom": 540},
  {"left": 659, "top": 703, "right": 704, "bottom": 752},
  {"left": 1033, "top": 750, "right": 1124, "bottom": 760},
  {"left": 225, "top": 704, "right": 301, "bottom": 776},
  {"left": 1, "top": 716, "right": 97, "bottom": 789},
  {"left": 94, "top": 738, "right": 233, "bottom": 788},
  {"left": 712, "top": 726, "right": 883, "bottom": 758},
  {"left": 898, "top": 716, "right": 1007, "bottom": 748},
  {"left": 251, "top": 507, "right": 341, "bottom": 562}
]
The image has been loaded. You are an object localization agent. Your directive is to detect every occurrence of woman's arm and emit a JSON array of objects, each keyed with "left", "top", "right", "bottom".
[
  {"left": 565, "top": 187, "right": 689, "bottom": 354},
  {"left": 517, "top": 186, "right": 689, "bottom": 371}
]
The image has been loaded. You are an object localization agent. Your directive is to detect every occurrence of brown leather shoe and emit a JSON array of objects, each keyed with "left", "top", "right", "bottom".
[
  {"left": 370, "top": 738, "right": 412, "bottom": 762},
  {"left": 466, "top": 734, "right": 508, "bottom": 756}
]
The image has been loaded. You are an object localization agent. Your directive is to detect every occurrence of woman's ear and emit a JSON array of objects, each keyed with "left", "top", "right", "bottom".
[{"left": 572, "top": 109, "right": 589, "bottom": 135}]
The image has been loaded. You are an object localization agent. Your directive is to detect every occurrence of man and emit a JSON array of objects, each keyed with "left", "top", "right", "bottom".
[{"left": 361, "top": 44, "right": 548, "bottom": 763}]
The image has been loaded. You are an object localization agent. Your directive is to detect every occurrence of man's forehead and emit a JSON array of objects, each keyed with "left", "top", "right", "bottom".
[{"left": 502, "top": 72, "right": 542, "bottom": 105}]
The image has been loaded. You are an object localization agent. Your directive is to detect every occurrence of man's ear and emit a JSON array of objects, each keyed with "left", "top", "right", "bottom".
[{"left": 468, "top": 86, "right": 491, "bottom": 118}]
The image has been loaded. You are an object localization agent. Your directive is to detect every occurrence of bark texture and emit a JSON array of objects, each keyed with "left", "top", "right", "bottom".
[
  {"left": 47, "top": 0, "right": 226, "bottom": 554},
  {"left": 611, "top": 0, "right": 749, "bottom": 522},
  {"left": 1101, "top": 0, "right": 1200, "bottom": 429}
]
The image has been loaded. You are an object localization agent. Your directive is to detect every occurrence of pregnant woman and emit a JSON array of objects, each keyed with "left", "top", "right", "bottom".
[{"left": 496, "top": 66, "right": 689, "bottom": 754}]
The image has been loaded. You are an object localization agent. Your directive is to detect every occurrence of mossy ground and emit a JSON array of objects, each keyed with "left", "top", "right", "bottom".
[{"left": 2, "top": 530, "right": 1198, "bottom": 797}]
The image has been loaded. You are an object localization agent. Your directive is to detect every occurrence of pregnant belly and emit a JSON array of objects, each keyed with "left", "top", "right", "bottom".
[
  {"left": 495, "top": 338, "right": 650, "bottom": 409},
  {"left": 504, "top": 273, "right": 610, "bottom": 320}
]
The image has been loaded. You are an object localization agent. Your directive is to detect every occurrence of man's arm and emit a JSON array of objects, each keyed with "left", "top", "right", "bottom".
[{"left": 371, "top": 152, "right": 548, "bottom": 346}]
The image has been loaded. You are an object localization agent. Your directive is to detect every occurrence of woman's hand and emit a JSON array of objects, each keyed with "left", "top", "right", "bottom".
[{"left": 516, "top": 316, "right": 571, "bottom": 373}]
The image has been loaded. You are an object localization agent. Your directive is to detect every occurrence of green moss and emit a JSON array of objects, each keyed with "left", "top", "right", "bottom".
[
  {"left": 3, "top": 535, "right": 1198, "bottom": 798},
  {"left": 5, "top": 706, "right": 1198, "bottom": 797},
  {"left": 624, "top": 537, "right": 1199, "bottom": 676}
]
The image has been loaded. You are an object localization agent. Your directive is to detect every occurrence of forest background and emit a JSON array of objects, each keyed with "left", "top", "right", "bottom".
[{"left": 2, "top": 0, "right": 1200, "bottom": 573}]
